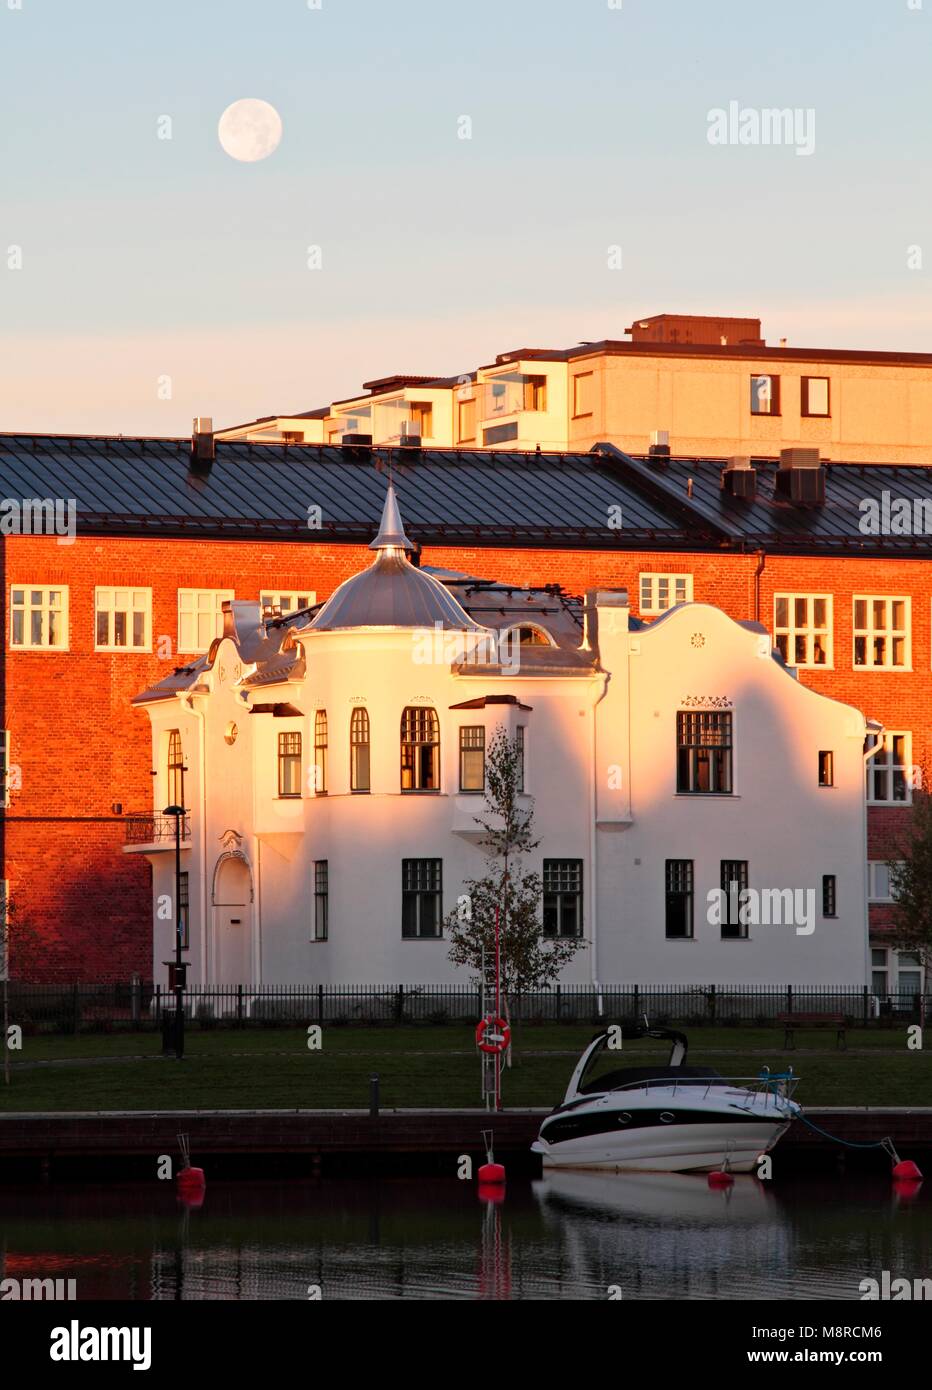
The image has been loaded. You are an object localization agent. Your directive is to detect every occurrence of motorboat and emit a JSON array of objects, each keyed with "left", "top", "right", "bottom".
[{"left": 531, "top": 1022, "right": 800, "bottom": 1173}]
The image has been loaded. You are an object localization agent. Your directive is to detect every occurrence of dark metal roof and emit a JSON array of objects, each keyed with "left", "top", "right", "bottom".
[{"left": 2, "top": 432, "right": 932, "bottom": 556}]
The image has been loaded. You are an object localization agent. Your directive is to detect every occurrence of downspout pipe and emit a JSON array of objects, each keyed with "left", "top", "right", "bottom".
[
  {"left": 589, "top": 670, "right": 611, "bottom": 1014},
  {"left": 185, "top": 695, "right": 209, "bottom": 986},
  {"left": 753, "top": 548, "right": 766, "bottom": 623}
]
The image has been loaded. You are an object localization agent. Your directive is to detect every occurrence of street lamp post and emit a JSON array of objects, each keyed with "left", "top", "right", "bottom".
[{"left": 163, "top": 762, "right": 188, "bottom": 1061}]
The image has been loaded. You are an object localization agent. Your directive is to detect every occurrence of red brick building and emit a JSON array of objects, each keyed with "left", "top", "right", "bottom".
[{"left": 1, "top": 432, "right": 929, "bottom": 997}]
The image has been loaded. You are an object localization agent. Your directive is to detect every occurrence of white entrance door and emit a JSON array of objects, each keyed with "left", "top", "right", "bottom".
[{"left": 213, "top": 856, "right": 252, "bottom": 986}]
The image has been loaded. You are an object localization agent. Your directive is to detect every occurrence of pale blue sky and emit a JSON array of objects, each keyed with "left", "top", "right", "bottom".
[{"left": 1, "top": 0, "right": 930, "bottom": 434}]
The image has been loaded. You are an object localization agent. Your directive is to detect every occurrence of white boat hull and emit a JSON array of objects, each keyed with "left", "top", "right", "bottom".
[{"left": 533, "top": 1117, "right": 792, "bottom": 1173}]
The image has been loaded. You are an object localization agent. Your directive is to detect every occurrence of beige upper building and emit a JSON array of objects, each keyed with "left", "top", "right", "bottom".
[{"left": 217, "top": 314, "right": 932, "bottom": 464}]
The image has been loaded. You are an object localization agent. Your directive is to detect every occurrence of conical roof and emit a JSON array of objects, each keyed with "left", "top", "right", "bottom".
[
  {"left": 311, "top": 484, "right": 485, "bottom": 632},
  {"left": 369, "top": 483, "right": 415, "bottom": 550}
]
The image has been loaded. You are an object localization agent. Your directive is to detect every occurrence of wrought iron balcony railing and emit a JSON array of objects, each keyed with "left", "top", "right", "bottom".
[{"left": 124, "top": 812, "right": 192, "bottom": 844}]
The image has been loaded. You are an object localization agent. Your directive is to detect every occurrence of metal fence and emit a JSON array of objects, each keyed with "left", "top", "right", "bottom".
[{"left": 6, "top": 981, "right": 928, "bottom": 1034}]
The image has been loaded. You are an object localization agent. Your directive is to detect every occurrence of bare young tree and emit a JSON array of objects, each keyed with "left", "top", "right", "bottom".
[{"left": 445, "top": 727, "right": 585, "bottom": 996}]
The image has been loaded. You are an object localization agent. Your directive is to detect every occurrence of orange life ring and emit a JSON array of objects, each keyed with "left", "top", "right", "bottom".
[{"left": 476, "top": 1016, "right": 511, "bottom": 1054}]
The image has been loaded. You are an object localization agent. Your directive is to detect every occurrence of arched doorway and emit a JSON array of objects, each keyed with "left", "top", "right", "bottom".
[{"left": 212, "top": 853, "right": 253, "bottom": 986}]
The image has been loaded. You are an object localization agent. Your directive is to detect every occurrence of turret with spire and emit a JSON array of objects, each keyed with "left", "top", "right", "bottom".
[{"left": 310, "top": 482, "right": 485, "bottom": 632}]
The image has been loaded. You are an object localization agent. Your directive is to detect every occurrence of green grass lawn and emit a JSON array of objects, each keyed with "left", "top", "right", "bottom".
[{"left": 2, "top": 1023, "right": 929, "bottom": 1111}]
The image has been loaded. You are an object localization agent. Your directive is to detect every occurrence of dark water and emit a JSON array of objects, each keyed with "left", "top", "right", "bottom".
[{"left": 1, "top": 1175, "right": 930, "bottom": 1300}]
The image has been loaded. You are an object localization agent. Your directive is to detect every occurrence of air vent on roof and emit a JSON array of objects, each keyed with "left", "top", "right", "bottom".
[
  {"left": 190, "top": 416, "right": 215, "bottom": 474},
  {"left": 776, "top": 447, "right": 824, "bottom": 504},
  {"left": 721, "top": 455, "right": 757, "bottom": 499},
  {"left": 341, "top": 432, "right": 373, "bottom": 460},
  {"left": 648, "top": 429, "right": 670, "bottom": 459}
]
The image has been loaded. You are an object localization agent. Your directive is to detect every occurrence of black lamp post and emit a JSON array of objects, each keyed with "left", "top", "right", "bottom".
[
  {"left": 163, "top": 761, "right": 188, "bottom": 1061},
  {"left": 161, "top": 801, "right": 185, "bottom": 1059}
]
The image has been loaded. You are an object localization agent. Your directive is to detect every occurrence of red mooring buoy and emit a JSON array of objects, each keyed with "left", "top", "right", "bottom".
[
  {"left": 708, "top": 1169, "right": 735, "bottom": 1188},
  {"left": 892, "top": 1159, "right": 923, "bottom": 1181},
  {"left": 478, "top": 1162, "right": 506, "bottom": 1185},
  {"left": 177, "top": 1165, "right": 206, "bottom": 1193}
]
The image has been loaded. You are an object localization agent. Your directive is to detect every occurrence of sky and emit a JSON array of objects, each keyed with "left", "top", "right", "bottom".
[{"left": 1, "top": 0, "right": 930, "bottom": 436}]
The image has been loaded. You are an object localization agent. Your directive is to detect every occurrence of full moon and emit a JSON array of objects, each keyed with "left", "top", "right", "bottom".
[{"left": 218, "top": 98, "right": 283, "bottom": 163}]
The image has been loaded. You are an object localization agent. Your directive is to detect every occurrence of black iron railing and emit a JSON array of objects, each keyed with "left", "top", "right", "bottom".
[
  {"left": 124, "top": 812, "right": 191, "bottom": 844},
  {"left": 4, "top": 982, "right": 928, "bottom": 1034}
]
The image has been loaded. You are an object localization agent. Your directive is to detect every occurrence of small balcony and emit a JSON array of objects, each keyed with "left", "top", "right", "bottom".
[
  {"left": 123, "top": 812, "right": 192, "bottom": 853},
  {"left": 478, "top": 373, "right": 547, "bottom": 447}
]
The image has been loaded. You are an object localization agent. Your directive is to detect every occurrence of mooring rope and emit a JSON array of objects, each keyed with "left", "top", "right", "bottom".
[{"left": 796, "top": 1113, "right": 899, "bottom": 1162}]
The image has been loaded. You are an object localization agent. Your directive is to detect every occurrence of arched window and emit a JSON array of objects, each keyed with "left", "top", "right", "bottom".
[
  {"left": 167, "top": 730, "right": 184, "bottom": 807},
  {"left": 350, "top": 708, "right": 370, "bottom": 792},
  {"left": 314, "top": 711, "right": 328, "bottom": 794},
  {"left": 510, "top": 624, "right": 554, "bottom": 646},
  {"left": 401, "top": 706, "right": 439, "bottom": 791}
]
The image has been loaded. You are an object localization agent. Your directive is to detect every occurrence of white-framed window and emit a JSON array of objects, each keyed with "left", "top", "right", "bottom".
[
  {"left": 9, "top": 585, "right": 68, "bottom": 650},
  {"left": 773, "top": 594, "right": 832, "bottom": 668},
  {"left": 867, "top": 732, "right": 912, "bottom": 804},
  {"left": 867, "top": 862, "right": 902, "bottom": 902},
  {"left": 872, "top": 947, "right": 925, "bottom": 1003},
  {"left": 0, "top": 731, "right": 9, "bottom": 810},
  {"left": 896, "top": 952, "right": 923, "bottom": 1000},
  {"left": 853, "top": 596, "right": 910, "bottom": 670},
  {"left": 639, "top": 573, "right": 693, "bottom": 615},
  {"left": 260, "top": 591, "right": 316, "bottom": 616},
  {"left": 177, "top": 589, "right": 234, "bottom": 653},
  {"left": 95, "top": 587, "right": 151, "bottom": 651},
  {"left": 871, "top": 946, "right": 889, "bottom": 997}
]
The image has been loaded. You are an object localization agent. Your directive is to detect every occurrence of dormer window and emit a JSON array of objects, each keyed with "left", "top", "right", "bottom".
[{"left": 506, "top": 624, "right": 554, "bottom": 647}]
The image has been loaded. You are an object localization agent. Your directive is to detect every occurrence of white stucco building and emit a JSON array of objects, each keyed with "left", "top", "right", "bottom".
[{"left": 129, "top": 486, "right": 875, "bottom": 989}]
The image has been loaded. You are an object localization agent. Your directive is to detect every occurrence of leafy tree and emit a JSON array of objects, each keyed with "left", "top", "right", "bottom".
[
  {"left": 445, "top": 727, "right": 585, "bottom": 996},
  {"left": 888, "top": 783, "right": 932, "bottom": 1026}
]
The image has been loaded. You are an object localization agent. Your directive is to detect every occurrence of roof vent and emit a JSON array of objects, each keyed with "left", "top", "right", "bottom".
[
  {"left": 776, "top": 447, "right": 824, "bottom": 504},
  {"left": 648, "top": 429, "right": 670, "bottom": 459},
  {"left": 341, "top": 432, "right": 373, "bottom": 460},
  {"left": 721, "top": 455, "right": 757, "bottom": 499},
  {"left": 191, "top": 416, "right": 215, "bottom": 474}
]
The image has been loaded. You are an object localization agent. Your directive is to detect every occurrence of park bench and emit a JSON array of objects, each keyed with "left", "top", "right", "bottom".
[{"left": 776, "top": 1012, "right": 847, "bottom": 1051}]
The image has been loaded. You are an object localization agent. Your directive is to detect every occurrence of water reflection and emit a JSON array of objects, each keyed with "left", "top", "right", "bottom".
[{"left": 0, "top": 1175, "right": 928, "bottom": 1301}]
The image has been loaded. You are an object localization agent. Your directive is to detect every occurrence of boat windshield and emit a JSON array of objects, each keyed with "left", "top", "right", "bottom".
[{"left": 577, "top": 1063, "right": 724, "bottom": 1096}]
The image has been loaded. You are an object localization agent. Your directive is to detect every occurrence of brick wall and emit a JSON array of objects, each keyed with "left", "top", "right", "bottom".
[{"left": 4, "top": 533, "right": 927, "bottom": 980}]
